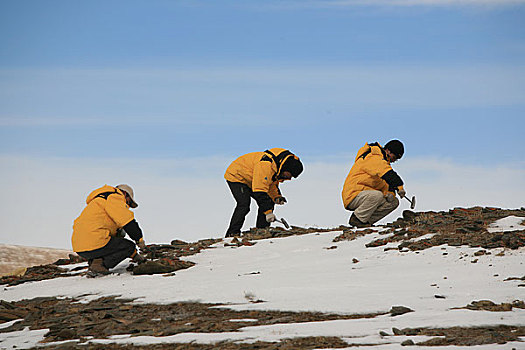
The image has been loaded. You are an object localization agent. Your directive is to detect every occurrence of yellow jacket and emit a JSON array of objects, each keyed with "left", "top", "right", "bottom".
[
  {"left": 72, "top": 185, "right": 134, "bottom": 252},
  {"left": 224, "top": 148, "right": 297, "bottom": 201},
  {"left": 342, "top": 143, "right": 402, "bottom": 208}
]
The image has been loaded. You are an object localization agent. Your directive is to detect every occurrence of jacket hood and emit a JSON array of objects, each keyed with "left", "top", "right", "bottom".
[
  {"left": 86, "top": 185, "right": 119, "bottom": 205},
  {"left": 265, "top": 148, "right": 299, "bottom": 176},
  {"left": 355, "top": 143, "right": 384, "bottom": 162},
  {"left": 280, "top": 156, "right": 303, "bottom": 178}
]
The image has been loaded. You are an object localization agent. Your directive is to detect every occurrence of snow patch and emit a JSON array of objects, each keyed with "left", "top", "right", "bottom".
[
  {"left": 488, "top": 215, "right": 525, "bottom": 233},
  {"left": 0, "top": 327, "right": 48, "bottom": 350},
  {"left": 1, "top": 228, "right": 523, "bottom": 348}
]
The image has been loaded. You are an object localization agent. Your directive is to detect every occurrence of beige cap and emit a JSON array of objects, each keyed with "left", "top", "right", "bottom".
[{"left": 116, "top": 184, "right": 138, "bottom": 208}]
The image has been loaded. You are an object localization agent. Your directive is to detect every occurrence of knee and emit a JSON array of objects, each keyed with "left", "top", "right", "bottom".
[
  {"left": 383, "top": 196, "right": 399, "bottom": 213},
  {"left": 235, "top": 204, "right": 251, "bottom": 215},
  {"left": 369, "top": 191, "right": 385, "bottom": 203},
  {"left": 122, "top": 239, "right": 136, "bottom": 256},
  {"left": 258, "top": 205, "right": 274, "bottom": 214},
  {"left": 391, "top": 197, "right": 400, "bottom": 209}
]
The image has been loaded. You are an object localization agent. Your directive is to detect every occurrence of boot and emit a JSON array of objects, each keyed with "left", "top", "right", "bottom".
[
  {"left": 349, "top": 213, "right": 370, "bottom": 228},
  {"left": 88, "top": 258, "right": 110, "bottom": 276}
]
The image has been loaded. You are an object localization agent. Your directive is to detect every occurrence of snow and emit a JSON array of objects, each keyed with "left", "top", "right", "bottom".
[
  {"left": 0, "top": 327, "right": 48, "bottom": 350},
  {"left": 0, "top": 320, "right": 22, "bottom": 330},
  {"left": 1, "top": 221, "right": 524, "bottom": 349},
  {"left": 228, "top": 319, "right": 258, "bottom": 322},
  {"left": 488, "top": 215, "right": 525, "bottom": 233}
]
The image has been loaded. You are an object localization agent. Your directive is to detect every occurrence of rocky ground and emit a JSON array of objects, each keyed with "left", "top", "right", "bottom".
[
  {"left": 1, "top": 296, "right": 523, "bottom": 349},
  {"left": 0, "top": 296, "right": 389, "bottom": 347},
  {"left": 337, "top": 207, "right": 525, "bottom": 251},
  {"left": 0, "top": 239, "right": 221, "bottom": 287},
  {"left": 2, "top": 207, "right": 523, "bottom": 287},
  {"left": 1, "top": 206, "right": 524, "bottom": 349}
]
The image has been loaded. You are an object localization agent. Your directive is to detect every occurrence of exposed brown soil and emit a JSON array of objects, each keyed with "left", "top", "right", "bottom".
[
  {"left": 3, "top": 207, "right": 523, "bottom": 287},
  {"left": 2, "top": 296, "right": 523, "bottom": 348},
  {"left": 0, "top": 264, "right": 77, "bottom": 286},
  {"left": 335, "top": 207, "right": 525, "bottom": 251},
  {"left": 3, "top": 297, "right": 523, "bottom": 349},
  {"left": 0, "top": 239, "right": 222, "bottom": 286},
  {"left": 40, "top": 337, "right": 355, "bottom": 349},
  {"left": 0, "top": 296, "right": 386, "bottom": 348},
  {"left": 239, "top": 226, "right": 346, "bottom": 241},
  {"left": 391, "top": 325, "right": 525, "bottom": 346},
  {"left": 452, "top": 299, "right": 525, "bottom": 312}
]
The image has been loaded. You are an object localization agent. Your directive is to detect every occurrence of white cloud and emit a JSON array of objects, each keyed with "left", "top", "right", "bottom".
[
  {"left": 286, "top": 0, "right": 525, "bottom": 7},
  {"left": 1, "top": 64, "right": 524, "bottom": 126},
  {"left": 1, "top": 154, "right": 523, "bottom": 250}
]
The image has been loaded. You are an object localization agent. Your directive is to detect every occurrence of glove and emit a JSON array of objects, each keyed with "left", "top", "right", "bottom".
[
  {"left": 274, "top": 196, "right": 287, "bottom": 205},
  {"left": 137, "top": 238, "right": 146, "bottom": 250},
  {"left": 385, "top": 192, "right": 395, "bottom": 203},
  {"left": 397, "top": 187, "right": 406, "bottom": 198},
  {"left": 265, "top": 212, "right": 276, "bottom": 223},
  {"left": 132, "top": 252, "right": 146, "bottom": 264}
]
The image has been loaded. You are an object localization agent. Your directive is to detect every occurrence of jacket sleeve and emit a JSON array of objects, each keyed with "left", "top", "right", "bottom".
[
  {"left": 252, "top": 161, "right": 277, "bottom": 213},
  {"left": 123, "top": 219, "right": 143, "bottom": 242},
  {"left": 381, "top": 169, "right": 404, "bottom": 191},
  {"left": 268, "top": 183, "right": 281, "bottom": 200},
  {"left": 361, "top": 155, "right": 403, "bottom": 192},
  {"left": 104, "top": 193, "right": 135, "bottom": 227},
  {"left": 252, "top": 192, "right": 274, "bottom": 213}
]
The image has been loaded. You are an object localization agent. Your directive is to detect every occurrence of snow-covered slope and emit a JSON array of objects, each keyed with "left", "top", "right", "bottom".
[{"left": 0, "top": 217, "right": 524, "bottom": 349}]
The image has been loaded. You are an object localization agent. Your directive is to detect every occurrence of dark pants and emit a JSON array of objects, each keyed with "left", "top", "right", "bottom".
[
  {"left": 77, "top": 237, "right": 136, "bottom": 269},
  {"left": 226, "top": 181, "right": 274, "bottom": 237}
]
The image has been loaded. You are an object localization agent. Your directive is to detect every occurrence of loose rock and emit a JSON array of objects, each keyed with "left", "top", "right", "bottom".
[{"left": 390, "top": 306, "right": 414, "bottom": 317}]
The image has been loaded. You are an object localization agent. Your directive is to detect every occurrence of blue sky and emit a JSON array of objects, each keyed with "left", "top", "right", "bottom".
[
  {"left": 1, "top": 0, "right": 524, "bottom": 248},
  {"left": 1, "top": 0, "right": 525, "bottom": 163}
]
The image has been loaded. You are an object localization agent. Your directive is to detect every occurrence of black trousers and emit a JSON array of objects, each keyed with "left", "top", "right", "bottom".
[
  {"left": 226, "top": 181, "right": 274, "bottom": 237},
  {"left": 77, "top": 236, "right": 136, "bottom": 269}
]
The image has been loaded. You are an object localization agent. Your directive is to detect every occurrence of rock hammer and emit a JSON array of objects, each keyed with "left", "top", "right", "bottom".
[
  {"left": 403, "top": 195, "right": 416, "bottom": 209},
  {"left": 276, "top": 218, "right": 290, "bottom": 229}
]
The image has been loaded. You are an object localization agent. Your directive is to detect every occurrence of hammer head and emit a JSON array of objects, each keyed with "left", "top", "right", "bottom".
[
  {"left": 410, "top": 196, "right": 416, "bottom": 209},
  {"left": 279, "top": 218, "right": 290, "bottom": 229}
]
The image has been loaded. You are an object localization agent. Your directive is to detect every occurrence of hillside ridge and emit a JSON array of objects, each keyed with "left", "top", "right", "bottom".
[{"left": 0, "top": 206, "right": 524, "bottom": 349}]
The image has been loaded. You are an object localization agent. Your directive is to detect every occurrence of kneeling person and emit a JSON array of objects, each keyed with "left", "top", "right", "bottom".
[
  {"left": 342, "top": 140, "right": 406, "bottom": 228},
  {"left": 72, "top": 184, "right": 147, "bottom": 276}
]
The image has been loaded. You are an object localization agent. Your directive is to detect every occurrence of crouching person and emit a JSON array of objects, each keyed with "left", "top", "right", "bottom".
[
  {"left": 342, "top": 140, "right": 406, "bottom": 228},
  {"left": 72, "top": 184, "right": 147, "bottom": 276}
]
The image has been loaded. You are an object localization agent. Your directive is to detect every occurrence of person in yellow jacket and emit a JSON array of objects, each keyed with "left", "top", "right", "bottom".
[
  {"left": 224, "top": 148, "right": 303, "bottom": 237},
  {"left": 342, "top": 140, "right": 406, "bottom": 228},
  {"left": 72, "top": 184, "right": 147, "bottom": 276}
]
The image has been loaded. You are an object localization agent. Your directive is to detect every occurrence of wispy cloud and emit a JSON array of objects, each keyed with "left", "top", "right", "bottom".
[
  {"left": 281, "top": 0, "right": 525, "bottom": 7},
  {"left": 1, "top": 64, "right": 524, "bottom": 127}
]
